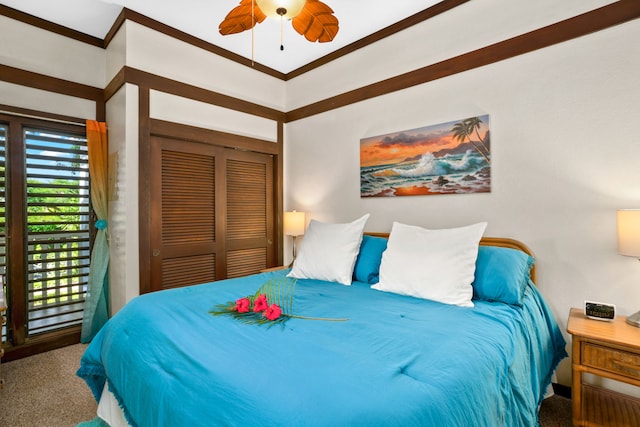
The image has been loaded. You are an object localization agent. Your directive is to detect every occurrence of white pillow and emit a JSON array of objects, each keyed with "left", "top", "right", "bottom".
[
  {"left": 287, "top": 214, "right": 370, "bottom": 285},
  {"left": 372, "top": 221, "right": 487, "bottom": 307}
]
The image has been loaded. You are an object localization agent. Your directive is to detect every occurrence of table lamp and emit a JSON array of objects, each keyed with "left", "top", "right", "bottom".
[
  {"left": 617, "top": 209, "right": 640, "bottom": 327},
  {"left": 284, "top": 210, "right": 306, "bottom": 267}
]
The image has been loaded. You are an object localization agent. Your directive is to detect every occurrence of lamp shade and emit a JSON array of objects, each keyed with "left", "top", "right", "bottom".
[
  {"left": 284, "top": 211, "right": 306, "bottom": 236},
  {"left": 256, "top": 0, "right": 306, "bottom": 19},
  {"left": 617, "top": 209, "right": 640, "bottom": 257}
]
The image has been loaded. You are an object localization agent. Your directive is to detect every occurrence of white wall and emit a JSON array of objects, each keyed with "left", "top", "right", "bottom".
[
  {"left": 0, "top": 80, "right": 96, "bottom": 119},
  {"left": 284, "top": 14, "right": 640, "bottom": 385},
  {"left": 0, "top": 14, "right": 106, "bottom": 88},
  {"left": 150, "top": 90, "right": 278, "bottom": 142},
  {"left": 125, "top": 21, "right": 286, "bottom": 111},
  {"left": 0, "top": 14, "right": 102, "bottom": 118},
  {"left": 285, "top": 0, "right": 615, "bottom": 110},
  {"left": 106, "top": 83, "right": 140, "bottom": 315}
]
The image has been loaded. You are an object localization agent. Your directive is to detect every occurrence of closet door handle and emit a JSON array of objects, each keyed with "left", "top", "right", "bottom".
[{"left": 152, "top": 249, "right": 160, "bottom": 257}]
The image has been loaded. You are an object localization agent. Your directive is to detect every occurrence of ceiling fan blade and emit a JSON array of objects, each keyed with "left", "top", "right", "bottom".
[
  {"left": 292, "top": 0, "right": 339, "bottom": 43},
  {"left": 219, "top": 0, "right": 267, "bottom": 36}
]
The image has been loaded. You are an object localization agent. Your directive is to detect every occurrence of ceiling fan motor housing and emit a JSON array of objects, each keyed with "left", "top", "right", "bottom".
[{"left": 257, "top": 0, "right": 306, "bottom": 19}]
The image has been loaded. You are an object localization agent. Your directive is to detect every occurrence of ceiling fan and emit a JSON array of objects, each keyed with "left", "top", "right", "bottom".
[{"left": 219, "top": 0, "right": 339, "bottom": 48}]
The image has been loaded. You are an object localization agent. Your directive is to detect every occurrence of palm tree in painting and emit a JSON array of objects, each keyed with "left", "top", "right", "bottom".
[
  {"left": 451, "top": 119, "right": 490, "bottom": 164},
  {"left": 464, "top": 117, "right": 490, "bottom": 156}
]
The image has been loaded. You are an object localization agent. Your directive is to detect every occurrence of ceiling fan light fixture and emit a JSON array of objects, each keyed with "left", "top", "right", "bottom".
[
  {"left": 219, "top": 0, "right": 339, "bottom": 48},
  {"left": 256, "top": 0, "right": 306, "bottom": 19}
]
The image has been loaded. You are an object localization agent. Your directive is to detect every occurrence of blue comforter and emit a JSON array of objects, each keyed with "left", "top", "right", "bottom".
[{"left": 78, "top": 270, "right": 566, "bottom": 427}]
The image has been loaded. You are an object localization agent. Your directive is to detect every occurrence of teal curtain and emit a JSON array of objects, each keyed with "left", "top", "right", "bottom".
[{"left": 81, "top": 120, "right": 110, "bottom": 343}]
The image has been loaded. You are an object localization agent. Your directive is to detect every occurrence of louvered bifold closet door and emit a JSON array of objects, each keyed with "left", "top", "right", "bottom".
[
  {"left": 224, "top": 150, "right": 274, "bottom": 278},
  {"left": 150, "top": 136, "right": 221, "bottom": 291}
]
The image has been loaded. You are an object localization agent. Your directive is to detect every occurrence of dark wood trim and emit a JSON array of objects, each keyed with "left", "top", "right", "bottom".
[
  {"left": 2, "top": 327, "right": 81, "bottom": 362},
  {"left": 103, "top": 7, "right": 127, "bottom": 49},
  {"left": 0, "top": 0, "right": 469, "bottom": 82},
  {"left": 96, "top": 99, "right": 106, "bottom": 122},
  {"left": 0, "top": 104, "right": 86, "bottom": 125},
  {"left": 6, "top": 1, "right": 635, "bottom": 126},
  {"left": 0, "top": 112, "right": 88, "bottom": 134},
  {"left": 6, "top": 117, "right": 27, "bottom": 345},
  {"left": 0, "top": 4, "right": 103, "bottom": 48},
  {"left": 286, "top": 0, "right": 640, "bottom": 122},
  {"left": 149, "top": 119, "right": 280, "bottom": 155},
  {"left": 103, "top": 4, "right": 472, "bottom": 81},
  {"left": 106, "top": 66, "right": 285, "bottom": 122},
  {"left": 124, "top": 67, "right": 284, "bottom": 121},
  {"left": 104, "top": 67, "right": 127, "bottom": 103},
  {"left": 285, "top": 0, "right": 470, "bottom": 80},
  {"left": 0, "top": 64, "right": 103, "bottom": 102},
  {"left": 104, "top": 8, "right": 286, "bottom": 80},
  {"left": 5, "top": 0, "right": 638, "bottom": 96},
  {"left": 138, "top": 86, "right": 152, "bottom": 295}
]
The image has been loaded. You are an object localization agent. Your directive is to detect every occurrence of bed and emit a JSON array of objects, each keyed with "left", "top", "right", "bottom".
[{"left": 78, "top": 219, "right": 567, "bottom": 427}]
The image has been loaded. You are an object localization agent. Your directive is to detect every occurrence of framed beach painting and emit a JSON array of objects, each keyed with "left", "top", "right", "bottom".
[{"left": 360, "top": 115, "right": 491, "bottom": 197}]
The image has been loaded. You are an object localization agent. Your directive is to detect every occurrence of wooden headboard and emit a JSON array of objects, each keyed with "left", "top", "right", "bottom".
[{"left": 364, "top": 233, "right": 537, "bottom": 283}]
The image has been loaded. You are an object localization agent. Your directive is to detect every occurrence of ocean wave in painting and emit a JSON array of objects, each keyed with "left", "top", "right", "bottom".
[
  {"left": 391, "top": 151, "right": 481, "bottom": 177},
  {"left": 361, "top": 150, "right": 490, "bottom": 197}
]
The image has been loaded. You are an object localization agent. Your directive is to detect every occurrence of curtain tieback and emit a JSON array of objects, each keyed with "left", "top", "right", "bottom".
[{"left": 95, "top": 219, "right": 108, "bottom": 230}]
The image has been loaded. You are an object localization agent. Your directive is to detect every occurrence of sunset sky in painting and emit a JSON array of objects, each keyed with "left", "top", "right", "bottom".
[{"left": 360, "top": 117, "right": 489, "bottom": 168}]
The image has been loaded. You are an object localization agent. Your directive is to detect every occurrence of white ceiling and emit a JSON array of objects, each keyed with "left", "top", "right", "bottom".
[{"left": 1, "top": 0, "right": 443, "bottom": 74}]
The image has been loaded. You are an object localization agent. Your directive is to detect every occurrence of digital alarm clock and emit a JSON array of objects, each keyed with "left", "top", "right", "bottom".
[{"left": 584, "top": 301, "right": 616, "bottom": 321}]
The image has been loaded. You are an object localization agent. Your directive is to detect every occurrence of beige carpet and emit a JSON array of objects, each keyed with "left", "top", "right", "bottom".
[
  {"left": 0, "top": 344, "right": 97, "bottom": 427},
  {"left": 1, "top": 343, "right": 572, "bottom": 426}
]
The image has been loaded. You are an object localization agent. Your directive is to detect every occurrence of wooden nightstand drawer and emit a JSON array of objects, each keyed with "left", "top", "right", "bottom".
[{"left": 582, "top": 342, "right": 640, "bottom": 380}]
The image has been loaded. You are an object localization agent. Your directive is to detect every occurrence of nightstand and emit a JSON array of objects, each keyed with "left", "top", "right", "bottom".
[{"left": 567, "top": 307, "right": 640, "bottom": 426}]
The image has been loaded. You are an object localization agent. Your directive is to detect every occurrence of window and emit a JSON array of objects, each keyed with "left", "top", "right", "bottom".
[
  {"left": 1, "top": 115, "right": 90, "bottom": 348},
  {"left": 24, "top": 128, "right": 90, "bottom": 334}
]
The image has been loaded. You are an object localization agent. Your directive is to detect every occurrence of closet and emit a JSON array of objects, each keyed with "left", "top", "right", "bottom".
[{"left": 140, "top": 120, "right": 278, "bottom": 293}]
